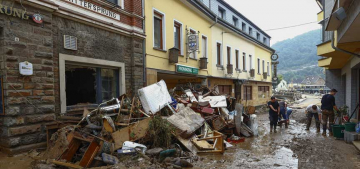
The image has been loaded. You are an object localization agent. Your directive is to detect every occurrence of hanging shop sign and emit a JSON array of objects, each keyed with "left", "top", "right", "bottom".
[
  {"left": 176, "top": 64, "right": 198, "bottom": 75},
  {"left": 65, "top": 0, "right": 121, "bottom": 20},
  {"left": 188, "top": 34, "right": 199, "bottom": 52},
  {"left": 0, "top": 4, "right": 29, "bottom": 20}
]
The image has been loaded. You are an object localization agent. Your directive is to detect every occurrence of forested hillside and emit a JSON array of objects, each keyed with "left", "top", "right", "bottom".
[{"left": 272, "top": 29, "right": 325, "bottom": 83}]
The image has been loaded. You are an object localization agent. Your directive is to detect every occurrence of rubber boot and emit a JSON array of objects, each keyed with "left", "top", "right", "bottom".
[
  {"left": 274, "top": 125, "right": 277, "bottom": 133},
  {"left": 329, "top": 132, "right": 333, "bottom": 136},
  {"left": 270, "top": 125, "right": 273, "bottom": 133},
  {"left": 322, "top": 131, "right": 326, "bottom": 136},
  {"left": 316, "top": 128, "right": 320, "bottom": 133}
]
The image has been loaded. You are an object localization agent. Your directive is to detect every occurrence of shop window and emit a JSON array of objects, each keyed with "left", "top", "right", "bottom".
[
  {"left": 154, "top": 10, "right": 164, "bottom": 49},
  {"left": 218, "top": 85, "right": 232, "bottom": 95},
  {"left": 65, "top": 65, "right": 119, "bottom": 106},
  {"left": 243, "top": 86, "right": 252, "bottom": 100},
  {"left": 258, "top": 86, "right": 269, "bottom": 98}
]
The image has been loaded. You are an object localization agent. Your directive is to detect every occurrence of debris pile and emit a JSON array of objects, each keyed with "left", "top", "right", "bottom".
[{"left": 45, "top": 80, "right": 258, "bottom": 168}]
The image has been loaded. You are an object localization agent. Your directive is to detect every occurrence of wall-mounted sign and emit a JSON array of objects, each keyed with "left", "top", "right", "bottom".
[
  {"left": 19, "top": 61, "right": 33, "bottom": 75},
  {"left": 188, "top": 34, "right": 199, "bottom": 52},
  {"left": 0, "top": 4, "right": 29, "bottom": 20},
  {"left": 176, "top": 64, "right": 198, "bottom": 75},
  {"left": 65, "top": 0, "right": 120, "bottom": 20},
  {"left": 32, "top": 14, "right": 43, "bottom": 24}
]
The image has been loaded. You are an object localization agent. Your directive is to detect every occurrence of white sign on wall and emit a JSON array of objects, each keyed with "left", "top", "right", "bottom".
[
  {"left": 65, "top": 0, "right": 121, "bottom": 20},
  {"left": 19, "top": 62, "right": 33, "bottom": 76}
]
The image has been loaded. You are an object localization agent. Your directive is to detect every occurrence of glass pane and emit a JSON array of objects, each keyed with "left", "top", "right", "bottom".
[
  {"left": 154, "top": 18, "right": 161, "bottom": 48},
  {"left": 101, "top": 69, "right": 116, "bottom": 101},
  {"left": 174, "top": 26, "right": 180, "bottom": 49}
]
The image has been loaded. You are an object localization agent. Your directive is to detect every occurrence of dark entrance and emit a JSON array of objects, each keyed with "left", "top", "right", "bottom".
[{"left": 65, "top": 67, "right": 96, "bottom": 106}]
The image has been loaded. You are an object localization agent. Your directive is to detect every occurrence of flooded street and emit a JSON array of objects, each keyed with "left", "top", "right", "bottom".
[{"left": 195, "top": 96, "right": 360, "bottom": 169}]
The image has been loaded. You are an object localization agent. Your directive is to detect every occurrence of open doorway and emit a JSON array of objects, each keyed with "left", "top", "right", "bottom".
[{"left": 65, "top": 66, "right": 96, "bottom": 106}]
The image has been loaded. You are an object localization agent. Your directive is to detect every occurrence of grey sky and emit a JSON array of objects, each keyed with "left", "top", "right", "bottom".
[{"left": 224, "top": 0, "right": 321, "bottom": 46}]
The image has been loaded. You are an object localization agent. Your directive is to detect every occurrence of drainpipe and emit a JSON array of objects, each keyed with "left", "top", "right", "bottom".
[
  {"left": 331, "top": 32, "right": 360, "bottom": 58},
  {"left": 142, "top": 0, "right": 146, "bottom": 86}
]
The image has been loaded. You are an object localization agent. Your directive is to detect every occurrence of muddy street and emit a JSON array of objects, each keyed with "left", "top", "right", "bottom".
[{"left": 194, "top": 100, "right": 360, "bottom": 169}]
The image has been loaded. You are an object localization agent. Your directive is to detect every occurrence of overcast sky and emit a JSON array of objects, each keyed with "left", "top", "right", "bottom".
[{"left": 224, "top": 0, "right": 321, "bottom": 46}]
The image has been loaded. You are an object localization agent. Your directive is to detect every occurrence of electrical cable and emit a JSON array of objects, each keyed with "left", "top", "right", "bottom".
[{"left": 265, "top": 21, "right": 318, "bottom": 31}]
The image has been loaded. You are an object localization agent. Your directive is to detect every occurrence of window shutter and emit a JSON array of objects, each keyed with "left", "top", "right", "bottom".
[{"left": 64, "top": 35, "right": 77, "bottom": 50}]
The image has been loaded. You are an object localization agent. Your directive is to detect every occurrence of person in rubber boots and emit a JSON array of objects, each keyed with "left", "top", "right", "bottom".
[
  {"left": 305, "top": 104, "right": 321, "bottom": 132},
  {"left": 268, "top": 96, "right": 280, "bottom": 133}
]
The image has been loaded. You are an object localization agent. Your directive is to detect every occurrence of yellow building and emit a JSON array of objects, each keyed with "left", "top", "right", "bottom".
[
  {"left": 145, "top": 0, "right": 275, "bottom": 107},
  {"left": 145, "top": 0, "right": 213, "bottom": 90},
  {"left": 316, "top": 0, "right": 360, "bottom": 120}
]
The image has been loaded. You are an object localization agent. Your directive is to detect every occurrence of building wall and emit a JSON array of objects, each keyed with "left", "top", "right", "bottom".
[
  {"left": 325, "top": 69, "right": 344, "bottom": 107},
  {"left": 211, "top": 25, "right": 272, "bottom": 83},
  {"left": 240, "top": 81, "right": 272, "bottom": 107},
  {"left": 145, "top": 0, "right": 213, "bottom": 77},
  {"left": 208, "top": 78, "right": 235, "bottom": 97}
]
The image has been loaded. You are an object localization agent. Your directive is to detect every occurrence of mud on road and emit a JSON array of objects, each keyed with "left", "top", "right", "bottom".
[{"left": 195, "top": 108, "right": 360, "bottom": 169}]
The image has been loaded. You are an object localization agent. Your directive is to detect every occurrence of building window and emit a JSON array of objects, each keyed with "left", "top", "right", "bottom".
[
  {"left": 243, "top": 52, "right": 246, "bottom": 71},
  {"left": 106, "top": 0, "right": 118, "bottom": 4},
  {"left": 249, "top": 55, "right": 253, "bottom": 70},
  {"left": 218, "top": 7, "right": 225, "bottom": 19},
  {"left": 263, "top": 37, "right": 267, "bottom": 44},
  {"left": 202, "top": 36, "right": 207, "bottom": 58},
  {"left": 256, "top": 32, "right": 260, "bottom": 40},
  {"left": 262, "top": 60, "right": 265, "bottom": 74},
  {"left": 217, "top": 42, "right": 222, "bottom": 65},
  {"left": 218, "top": 85, "right": 232, "bottom": 95},
  {"left": 233, "top": 16, "right": 238, "bottom": 27},
  {"left": 242, "top": 22, "right": 246, "bottom": 31},
  {"left": 267, "top": 62, "right": 270, "bottom": 75},
  {"left": 249, "top": 27, "right": 253, "bottom": 36},
  {"left": 235, "top": 50, "right": 239, "bottom": 69},
  {"left": 227, "top": 46, "right": 231, "bottom": 65},
  {"left": 174, "top": 21, "right": 182, "bottom": 54},
  {"left": 258, "top": 86, "right": 269, "bottom": 98},
  {"left": 101, "top": 69, "right": 118, "bottom": 102},
  {"left": 154, "top": 10, "right": 164, "bottom": 49},
  {"left": 257, "top": 58, "right": 260, "bottom": 74},
  {"left": 244, "top": 86, "right": 252, "bottom": 100},
  {"left": 190, "top": 29, "right": 197, "bottom": 59}
]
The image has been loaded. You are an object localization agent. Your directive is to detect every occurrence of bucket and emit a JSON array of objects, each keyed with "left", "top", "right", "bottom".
[
  {"left": 332, "top": 125, "right": 345, "bottom": 138},
  {"left": 345, "top": 122, "right": 356, "bottom": 132}
]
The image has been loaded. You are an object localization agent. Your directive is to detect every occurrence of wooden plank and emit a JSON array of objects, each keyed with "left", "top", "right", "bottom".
[
  {"left": 191, "top": 139, "right": 213, "bottom": 150},
  {"left": 175, "top": 135, "right": 198, "bottom": 155},
  {"left": 79, "top": 140, "right": 100, "bottom": 167},
  {"left": 103, "top": 119, "right": 114, "bottom": 133},
  {"left": 61, "top": 139, "right": 81, "bottom": 162},
  {"left": 128, "top": 97, "right": 135, "bottom": 125},
  {"left": 52, "top": 160, "right": 83, "bottom": 169},
  {"left": 111, "top": 117, "right": 150, "bottom": 150}
]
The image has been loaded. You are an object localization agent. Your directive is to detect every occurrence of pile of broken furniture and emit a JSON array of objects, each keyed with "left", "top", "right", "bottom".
[{"left": 45, "top": 80, "right": 257, "bottom": 168}]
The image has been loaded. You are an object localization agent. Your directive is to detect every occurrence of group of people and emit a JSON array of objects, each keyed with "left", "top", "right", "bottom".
[{"left": 268, "top": 89, "right": 339, "bottom": 136}]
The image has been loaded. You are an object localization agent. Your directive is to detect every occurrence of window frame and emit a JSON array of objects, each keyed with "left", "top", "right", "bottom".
[
  {"left": 263, "top": 37, "right": 267, "bottom": 44},
  {"left": 153, "top": 8, "right": 166, "bottom": 50},
  {"left": 243, "top": 52, "right": 246, "bottom": 71},
  {"left": 218, "top": 7, "right": 226, "bottom": 19},
  {"left": 201, "top": 35, "right": 208, "bottom": 58},
  {"left": 242, "top": 22, "right": 246, "bottom": 31},
  {"left": 262, "top": 60, "right": 265, "bottom": 74},
  {"left": 232, "top": 16, "right": 238, "bottom": 27},
  {"left": 243, "top": 86, "right": 252, "bottom": 100},
  {"left": 257, "top": 58, "right": 260, "bottom": 74},
  {"left": 256, "top": 32, "right": 260, "bottom": 40},
  {"left": 216, "top": 42, "right": 222, "bottom": 66},
  {"left": 267, "top": 62, "right": 270, "bottom": 76},
  {"left": 249, "top": 55, "right": 253, "bottom": 70},
  {"left": 173, "top": 20, "right": 183, "bottom": 55},
  {"left": 249, "top": 27, "right": 253, "bottom": 36},
  {"left": 226, "top": 46, "right": 231, "bottom": 65},
  {"left": 235, "top": 49, "right": 239, "bottom": 69}
]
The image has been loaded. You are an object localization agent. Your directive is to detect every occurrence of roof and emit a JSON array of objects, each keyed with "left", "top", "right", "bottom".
[
  {"left": 301, "top": 76, "right": 326, "bottom": 85},
  {"left": 216, "top": 0, "right": 271, "bottom": 38}
]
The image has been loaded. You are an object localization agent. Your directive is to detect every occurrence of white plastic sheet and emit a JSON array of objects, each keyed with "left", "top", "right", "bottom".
[
  {"left": 167, "top": 107, "right": 205, "bottom": 138},
  {"left": 200, "top": 96, "right": 227, "bottom": 107},
  {"left": 138, "top": 80, "right": 172, "bottom": 114},
  {"left": 250, "top": 114, "right": 259, "bottom": 136},
  {"left": 185, "top": 89, "right": 197, "bottom": 102}
]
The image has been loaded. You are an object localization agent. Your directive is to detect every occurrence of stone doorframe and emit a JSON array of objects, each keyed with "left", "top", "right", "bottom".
[{"left": 59, "top": 53, "right": 126, "bottom": 114}]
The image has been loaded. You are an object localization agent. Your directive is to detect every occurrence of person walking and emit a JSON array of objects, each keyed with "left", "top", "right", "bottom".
[
  {"left": 268, "top": 96, "right": 280, "bottom": 133},
  {"left": 321, "top": 89, "right": 340, "bottom": 136},
  {"left": 305, "top": 104, "right": 321, "bottom": 132}
]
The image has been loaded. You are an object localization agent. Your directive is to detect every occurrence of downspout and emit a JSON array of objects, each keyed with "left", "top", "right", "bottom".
[{"left": 331, "top": 32, "right": 360, "bottom": 57}]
